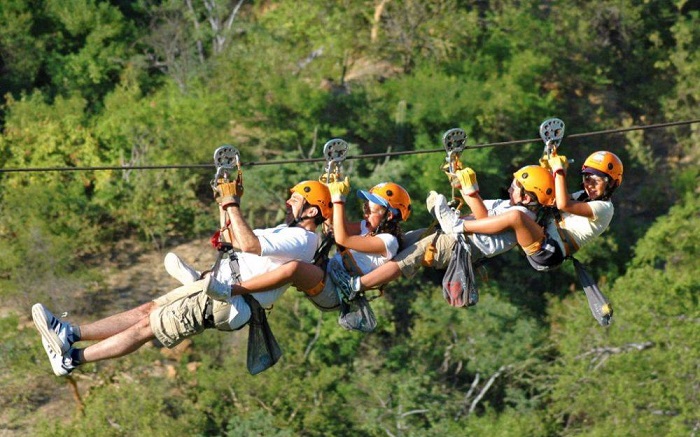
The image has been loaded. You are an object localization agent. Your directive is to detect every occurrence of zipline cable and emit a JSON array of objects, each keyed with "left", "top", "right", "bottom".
[{"left": 1, "top": 118, "right": 698, "bottom": 173}]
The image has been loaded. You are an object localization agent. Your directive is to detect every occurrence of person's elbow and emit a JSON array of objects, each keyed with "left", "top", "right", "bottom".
[{"left": 239, "top": 239, "right": 263, "bottom": 255}]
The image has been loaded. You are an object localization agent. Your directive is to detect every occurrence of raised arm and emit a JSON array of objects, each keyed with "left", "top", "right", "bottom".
[
  {"left": 549, "top": 155, "right": 594, "bottom": 218},
  {"left": 449, "top": 167, "right": 488, "bottom": 219},
  {"left": 214, "top": 178, "right": 262, "bottom": 254},
  {"left": 328, "top": 178, "right": 388, "bottom": 256}
]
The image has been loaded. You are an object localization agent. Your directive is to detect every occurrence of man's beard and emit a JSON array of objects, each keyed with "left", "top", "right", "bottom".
[{"left": 285, "top": 205, "right": 298, "bottom": 226}]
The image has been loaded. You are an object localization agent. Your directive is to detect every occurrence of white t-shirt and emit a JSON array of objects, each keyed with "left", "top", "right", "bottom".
[
  {"left": 466, "top": 199, "right": 536, "bottom": 260},
  {"left": 545, "top": 194, "right": 614, "bottom": 252},
  {"left": 214, "top": 224, "right": 320, "bottom": 328},
  {"left": 308, "top": 221, "right": 399, "bottom": 311}
]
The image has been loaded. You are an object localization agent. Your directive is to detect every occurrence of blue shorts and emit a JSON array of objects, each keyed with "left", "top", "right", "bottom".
[{"left": 526, "top": 236, "right": 565, "bottom": 271}]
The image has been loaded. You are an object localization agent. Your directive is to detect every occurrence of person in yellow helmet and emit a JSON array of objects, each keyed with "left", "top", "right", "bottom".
[
  {"left": 437, "top": 150, "right": 623, "bottom": 271},
  {"left": 32, "top": 178, "right": 329, "bottom": 376},
  {"left": 326, "top": 165, "right": 551, "bottom": 299},
  {"left": 166, "top": 179, "right": 412, "bottom": 332}
]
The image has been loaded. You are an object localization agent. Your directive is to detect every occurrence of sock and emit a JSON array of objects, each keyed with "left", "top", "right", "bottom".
[
  {"left": 69, "top": 348, "right": 86, "bottom": 366},
  {"left": 71, "top": 325, "right": 81, "bottom": 342}
]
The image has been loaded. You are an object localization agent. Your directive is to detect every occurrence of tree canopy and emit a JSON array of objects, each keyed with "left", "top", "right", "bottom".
[{"left": 1, "top": 0, "right": 698, "bottom": 435}]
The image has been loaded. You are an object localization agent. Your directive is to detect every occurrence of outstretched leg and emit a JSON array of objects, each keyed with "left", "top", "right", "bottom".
[
  {"left": 458, "top": 210, "right": 543, "bottom": 249},
  {"left": 232, "top": 261, "right": 325, "bottom": 295}
]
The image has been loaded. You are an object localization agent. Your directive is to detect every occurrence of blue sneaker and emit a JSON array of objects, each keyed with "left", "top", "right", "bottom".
[
  {"left": 32, "top": 303, "right": 77, "bottom": 355},
  {"left": 41, "top": 336, "right": 75, "bottom": 377}
]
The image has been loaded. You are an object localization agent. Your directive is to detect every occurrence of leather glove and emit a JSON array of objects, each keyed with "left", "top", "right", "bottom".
[
  {"left": 215, "top": 176, "right": 243, "bottom": 208},
  {"left": 328, "top": 177, "right": 350, "bottom": 203},
  {"left": 547, "top": 155, "right": 569, "bottom": 176},
  {"left": 454, "top": 167, "right": 479, "bottom": 196}
]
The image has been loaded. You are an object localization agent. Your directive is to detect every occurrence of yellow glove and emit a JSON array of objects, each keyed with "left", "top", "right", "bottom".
[
  {"left": 539, "top": 155, "right": 552, "bottom": 171},
  {"left": 215, "top": 176, "right": 243, "bottom": 208},
  {"left": 441, "top": 162, "right": 462, "bottom": 189},
  {"left": 328, "top": 177, "right": 350, "bottom": 203},
  {"left": 547, "top": 155, "right": 569, "bottom": 176},
  {"left": 454, "top": 167, "right": 479, "bottom": 196}
]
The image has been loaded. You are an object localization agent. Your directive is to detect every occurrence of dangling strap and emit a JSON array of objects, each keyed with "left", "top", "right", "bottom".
[{"left": 422, "top": 229, "right": 442, "bottom": 267}]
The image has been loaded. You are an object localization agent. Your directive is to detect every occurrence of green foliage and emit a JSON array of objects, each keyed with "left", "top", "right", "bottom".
[
  {"left": 548, "top": 194, "right": 700, "bottom": 436},
  {"left": 2, "top": 0, "right": 699, "bottom": 435}
]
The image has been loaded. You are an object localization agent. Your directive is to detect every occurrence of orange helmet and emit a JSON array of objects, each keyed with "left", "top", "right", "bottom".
[
  {"left": 357, "top": 182, "right": 412, "bottom": 221},
  {"left": 582, "top": 151, "right": 623, "bottom": 188},
  {"left": 290, "top": 180, "right": 332, "bottom": 219},
  {"left": 513, "top": 165, "right": 555, "bottom": 206}
]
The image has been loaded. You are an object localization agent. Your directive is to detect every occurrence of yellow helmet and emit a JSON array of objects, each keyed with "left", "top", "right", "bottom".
[
  {"left": 290, "top": 180, "right": 332, "bottom": 219},
  {"left": 357, "top": 182, "right": 412, "bottom": 221},
  {"left": 513, "top": 165, "right": 555, "bottom": 206},
  {"left": 582, "top": 151, "right": 623, "bottom": 188}
]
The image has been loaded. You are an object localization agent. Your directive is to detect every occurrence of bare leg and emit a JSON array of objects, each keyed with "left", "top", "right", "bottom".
[
  {"left": 232, "top": 261, "right": 325, "bottom": 295},
  {"left": 82, "top": 316, "right": 155, "bottom": 363},
  {"left": 461, "top": 210, "right": 543, "bottom": 247},
  {"left": 79, "top": 301, "right": 156, "bottom": 342},
  {"left": 360, "top": 261, "right": 402, "bottom": 290}
]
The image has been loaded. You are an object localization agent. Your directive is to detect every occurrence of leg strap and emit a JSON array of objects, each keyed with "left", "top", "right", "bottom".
[
  {"left": 304, "top": 280, "right": 325, "bottom": 296},
  {"left": 522, "top": 239, "right": 543, "bottom": 256}
]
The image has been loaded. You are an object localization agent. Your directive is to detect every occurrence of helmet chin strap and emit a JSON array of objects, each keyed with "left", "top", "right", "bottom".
[{"left": 286, "top": 201, "right": 315, "bottom": 227}]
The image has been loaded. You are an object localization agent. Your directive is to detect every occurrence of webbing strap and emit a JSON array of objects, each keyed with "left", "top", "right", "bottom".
[
  {"left": 550, "top": 209, "right": 579, "bottom": 257},
  {"left": 339, "top": 248, "right": 384, "bottom": 300}
]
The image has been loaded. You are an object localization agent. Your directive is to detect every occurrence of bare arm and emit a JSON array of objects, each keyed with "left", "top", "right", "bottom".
[
  {"left": 462, "top": 192, "right": 488, "bottom": 219},
  {"left": 224, "top": 205, "right": 262, "bottom": 254},
  {"left": 553, "top": 172, "right": 594, "bottom": 217},
  {"left": 332, "top": 202, "right": 388, "bottom": 256}
]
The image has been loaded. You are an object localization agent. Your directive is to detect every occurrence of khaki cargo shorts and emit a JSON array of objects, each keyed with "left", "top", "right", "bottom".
[
  {"left": 395, "top": 232, "right": 455, "bottom": 278},
  {"left": 150, "top": 281, "right": 212, "bottom": 348}
]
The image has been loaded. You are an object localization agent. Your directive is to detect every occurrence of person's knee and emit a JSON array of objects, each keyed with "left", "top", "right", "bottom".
[
  {"left": 142, "top": 301, "right": 158, "bottom": 317},
  {"left": 507, "top": 210, "right": 530, "bottom": 228}
]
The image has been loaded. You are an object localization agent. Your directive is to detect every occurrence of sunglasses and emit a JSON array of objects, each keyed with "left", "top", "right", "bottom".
[
  {"left": 582, "top": 174, "right": 606, "bottom": 184},
  {"left": 363, "top": 202, "right": 386, "bottom": 216}
]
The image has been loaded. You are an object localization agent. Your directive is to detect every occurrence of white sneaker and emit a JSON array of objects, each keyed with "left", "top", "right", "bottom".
[
  {"left": 435, "top": 194, "right": 465, "bottom": 235},
  {"left": 204, "top": 274, "right": 231, "bottom": 301},
  {"left": 426, "top": 191, "right": 440, "bottom": 217},
  {"left": 41, "top": 336, "right": 75, "bottom": 377},
  {"left": 164, "top": 252, "right": 200, "bottom": 285},
  {"left": 32, "top": 303, "right": 77, "bottom": 355}
]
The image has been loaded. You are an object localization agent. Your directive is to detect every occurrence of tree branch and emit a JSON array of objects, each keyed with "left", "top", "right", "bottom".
[
  {"left": 303, "top": 312, "right": 323, "bottom": 360},
  {"left": 469, "top": 365, "right": 510, "bottom": 415}
]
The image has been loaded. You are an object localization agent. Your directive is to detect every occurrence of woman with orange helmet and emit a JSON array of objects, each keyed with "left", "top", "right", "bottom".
[
  {"left": 196, "top": 177, "right": 412, "bottom": 331},
  {"left": 529, "top": 150, "right": 622, "bottom": 269},
  {"left": 436, "top": 150, "right": 622, "bottom": 271}
]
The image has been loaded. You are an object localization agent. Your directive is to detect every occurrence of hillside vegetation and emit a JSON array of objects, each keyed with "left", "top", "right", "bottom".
[{"left": 0, "top": 1, "right": 698, "bottom": 435}]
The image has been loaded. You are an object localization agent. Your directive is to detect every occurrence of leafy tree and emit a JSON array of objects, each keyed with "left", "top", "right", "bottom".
[{"left": 548, "top": 194, "right": 700, "bottom": 436}]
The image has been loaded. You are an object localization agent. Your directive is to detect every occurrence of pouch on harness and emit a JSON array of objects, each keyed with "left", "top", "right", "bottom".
[
  {"left": 441, "top": 233, "right": 478, "bottom": 307},
  {"left": 210, "top": 237, "right": 283, "bottom": 375}
]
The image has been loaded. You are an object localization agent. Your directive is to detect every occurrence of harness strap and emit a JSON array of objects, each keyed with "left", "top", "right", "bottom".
[
  {"left": 339, "top": 248, "right": 384, "bottom": 300},
  {"left": 340, "top": 248, "right": 363, "bottom": 276},
  {"left": 422, "top": 229, "right": 442, "bottom": 267},
  {"left": 551, "top": 209, "right": 580, "bottom": 257}
]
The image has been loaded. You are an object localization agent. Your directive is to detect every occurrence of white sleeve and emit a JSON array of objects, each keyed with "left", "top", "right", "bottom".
[
  {"left": 376, "top": 233, "right": 399, "bottom": 260},
  {"left": 257, "top": 226, "right": 319, "bottom": 262}
]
